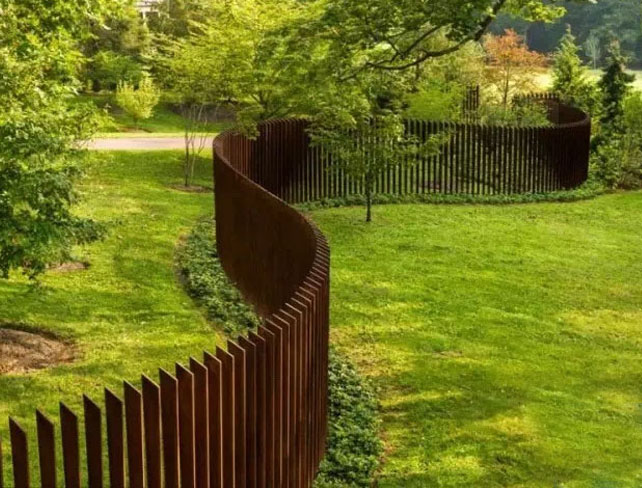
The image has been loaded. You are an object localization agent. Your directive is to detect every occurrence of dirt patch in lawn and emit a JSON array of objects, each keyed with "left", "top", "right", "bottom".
[{"left": 0, "top": 326, "right": 76, "bottom": 375}]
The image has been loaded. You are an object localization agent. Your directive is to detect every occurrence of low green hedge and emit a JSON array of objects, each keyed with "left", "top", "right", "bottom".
[
  {"left": 175, "top": 217, "right": 260, "bottom": 336},
  {"left": 297, "top": 182, "right": 606, "bottom": 212},
  {"left": 315, "top": 348, "right": 383, "bottom": 488}
]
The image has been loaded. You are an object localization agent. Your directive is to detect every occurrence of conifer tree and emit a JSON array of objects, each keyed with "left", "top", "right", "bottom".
[
  {"left": 599, "top": 39, "right": 635, "bottom": 136},
  {"left": 552, "top": 26, "right": 598, "bottom": 113}
]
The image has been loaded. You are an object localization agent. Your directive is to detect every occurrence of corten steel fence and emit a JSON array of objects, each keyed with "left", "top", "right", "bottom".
[
  {"left": 0, "top": 132, "right": 331, "bottom": 486},
  {"left": 233, "top": 102, "right": 590, "bottom": 206},
  {"left": 462, "top": 85, "right": 481, "bottom": 116}
]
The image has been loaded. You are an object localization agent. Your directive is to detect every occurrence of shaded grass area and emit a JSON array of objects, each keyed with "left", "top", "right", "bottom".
[
  {"left": 76, "top": 93, "right": 231, "bottom": 135},
  {"left": 310, "top": 193, "right": 642, "bottom": 487},
  {"left": 0, "top": 150, "right": 221, "bottom": 483}
]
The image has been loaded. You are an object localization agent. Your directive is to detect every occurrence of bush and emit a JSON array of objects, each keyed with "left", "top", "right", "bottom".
[
  {"left": 477, "top": 100, "right": 552, "bottom": 127},
  {"left": 176, "top": 218, "right": 261, "bottom": 336},
  {"left": 591, "top": 141, "right": 642, "bottom": 190},
  {"left": 405, "top": 81, "right": 465, "bottom": 121},
  {"left": 314, "top": 348, "right": 383, "bottom": 488},
  {"left": 89, "top": 51, "right": 144, "bottom": 91},
  {"left": 115, "top": 75, "right": 161, "bottom": 129},
  {"left": 591, "top": 91, "right": 642, "bottom": 190},
  {"left": 298, "top": 183, "right": 605, "bottom": 212}
]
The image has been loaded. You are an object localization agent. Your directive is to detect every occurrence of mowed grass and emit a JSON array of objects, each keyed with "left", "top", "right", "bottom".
[
  {"left": 0, "top": 151, "right": 222, "bottom": 482},
  {"left": 310, "top": 193, "right": 642, "bottom": 487}
]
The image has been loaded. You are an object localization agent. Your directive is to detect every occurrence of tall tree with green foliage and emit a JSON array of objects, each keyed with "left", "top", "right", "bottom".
[
  {"left": 599, "top": 40, "right": 635, "bottom": 135},
  {"left": 591, "top": 39, "right": 637, "bottom": 189},
  {"left": 84, "top": 1, "right": 151, "bottom": 91},
  {"left": 158, "top": 0, "right": 322, "bottom": 128},
  {"left": 0, "top": 0, "right": 110, "bottom": 278},
  {"left": 493, "top": 0, "right": 641, "bottom": 67},
  {"left": 552, "top": 26, "right": 598, "bottom": 113},
  {"left": 583, "top": 32, "right": 602, "bottom": 69}
]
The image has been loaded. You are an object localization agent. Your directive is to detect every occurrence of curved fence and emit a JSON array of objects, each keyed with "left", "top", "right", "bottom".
[
  {"left": 1, "top": 99, "right": 589, "bottom": 488},
  {"left": 238, "top": 102, "right": 590, "bottom": 205},
  {"left": 1, "top": 128, "right": 330, "bottom": 488},
  {"left": 213, "top": 128, "right": 330, "bottom": 487}
]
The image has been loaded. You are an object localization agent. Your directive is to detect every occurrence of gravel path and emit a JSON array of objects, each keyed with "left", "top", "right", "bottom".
[{"left": 88, "top": 136, "right": 214, "bottom": 151}]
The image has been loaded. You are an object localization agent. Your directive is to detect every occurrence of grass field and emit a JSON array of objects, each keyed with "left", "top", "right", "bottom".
[
  {"left": 535, "top": 69, "right": 642, "bottom": 92},
  {"left": 310, "top": 194, "right": 642, "bottom": 487},
  {"left": 0, "top": 151, "right": 221, "bottom": 482}
]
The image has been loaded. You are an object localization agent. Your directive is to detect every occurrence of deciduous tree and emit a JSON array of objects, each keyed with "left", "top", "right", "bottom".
[
  {"left": 484, "top": 29, "right": 547, "bottom": 106},
  {"left": 115, "top": 75, "right": 161, "bottom": 129},
  {"left": 584, "top": 32, "right": 602, "bottom": 69},
  {"left": 0, "top": 0, "right": 112, "bottom": 278}
]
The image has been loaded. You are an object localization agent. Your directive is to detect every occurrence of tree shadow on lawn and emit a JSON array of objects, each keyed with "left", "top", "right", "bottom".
[
  {"left": 330, "top": 281, "right": 642, "bottom": 487},
  {"left": 364, "top": 323, "right": 642, "bottom": 488}
]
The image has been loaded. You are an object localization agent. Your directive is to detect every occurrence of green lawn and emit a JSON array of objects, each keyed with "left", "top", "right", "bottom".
[
  {"left": 535, "top": 69, "right": 642, "bottom": 92},
  {"left": 2, "top": 149, "right": 642, "bottom": 486},
  {"left": 0, "top": 151, "right": 222, "bottom": 481},
  {"left": 76, "top": 93, "right": 231, "bottom": 135},
  {"left": 310, "top": 194, "right": 642, "bottom": 487}
]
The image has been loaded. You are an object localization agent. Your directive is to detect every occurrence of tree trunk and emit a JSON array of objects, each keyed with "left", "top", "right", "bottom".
[
  {"left": 184, "top": 128, "right": 190, "bottom": 187},
  {"left": 365, "top": 174, "right": 373, "bottom": 223}
]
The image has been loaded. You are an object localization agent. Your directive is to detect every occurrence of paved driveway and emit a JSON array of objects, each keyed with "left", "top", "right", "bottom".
[{"left": 88, "top": 136, "right": 214, "bottom": 151}]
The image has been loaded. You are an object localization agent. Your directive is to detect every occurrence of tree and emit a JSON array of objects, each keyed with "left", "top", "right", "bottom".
[
  {"left": 584, "top": 32, "right": 602, "bottom": 69},
  {"left": 484, "top": 29, "right": 547, "bottom": 106},
  {"left": 311, "top": 114, "right": 434, "bottom": 223},
  {"left": 0, "top": 0, "right": 111, "bottom": 278},
  {"left": 599, "top": 40, "right": 635, "bottom": 136},
  {"left": 158, "top": 0, "right": 321, "bottom": 125},
  {"left": 115, "top": 75, "right": 161, "bottom": 130},
  {"left": 148, "top": 0, "right": 217, "bottom": 39},
  {"left": 309, "top": 70, "right": 442, "bottom": 222},
  {"left": 90, "top": 51, "right": 145, "bottom": 91},
  {"left": 591, "top": 40, "right": 637, "bottom": 189},
  {"left": 156, "top": 0, "right": 323, "bottom": 186},
  {"left": 493, "top": 0, "right": 641, "bottom": 68},
  {"left": 84, "top": 2, "right": 151, "bottom": 91},
  {"left": 315, "top": 0, "right": 572, "bottom": 76},
  {"left": 552, "top": 27, "right": 599, "bottom": 113}
]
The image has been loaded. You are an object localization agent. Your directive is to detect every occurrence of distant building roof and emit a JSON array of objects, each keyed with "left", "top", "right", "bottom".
[{"left": 136, "top": 0, "right": 161, "bottom": 14}]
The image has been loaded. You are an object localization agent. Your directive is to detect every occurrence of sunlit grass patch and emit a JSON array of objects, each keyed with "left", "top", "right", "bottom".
[{"left": 311, "top": 193, "right": 642, "bottom": 487}]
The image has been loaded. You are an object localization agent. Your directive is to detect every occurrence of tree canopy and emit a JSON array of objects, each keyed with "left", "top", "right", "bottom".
[
  {"left": 0, "top": 0, "right": 117, "bottom": 277},
  {"left": 493, "top": 0, "right": 642, "bottom": 67}
]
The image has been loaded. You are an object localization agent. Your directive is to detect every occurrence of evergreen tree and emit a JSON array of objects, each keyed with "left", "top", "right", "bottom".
[
  {"left": 552, "top": 26, "right": 598, "bottom": 113},
  {"left": 599, "top": 39, "right": 635, "bottom": 135}
]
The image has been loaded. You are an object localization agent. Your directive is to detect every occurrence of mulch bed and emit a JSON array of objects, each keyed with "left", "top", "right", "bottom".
[{"left": 0, "top": 327, "right": 76, "bottom": 375}]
